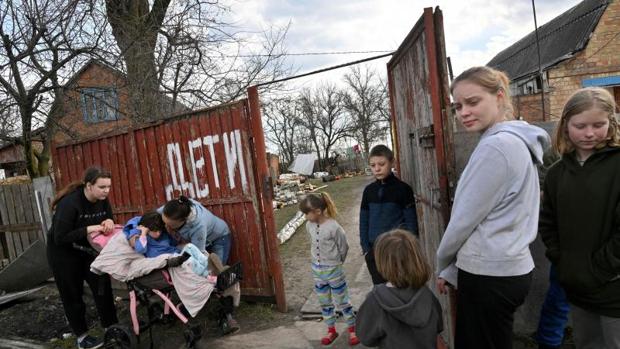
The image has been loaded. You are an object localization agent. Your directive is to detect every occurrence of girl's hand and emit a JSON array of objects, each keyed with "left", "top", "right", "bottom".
[
  {"left": 100, "top": 219, "right": 114, "bottom": 233},
  {"left": 436, "top": 277, "right": 452, "bottom": 295},
  {"left": 138, "top": 225, "right": 149, "bottom": 236}
]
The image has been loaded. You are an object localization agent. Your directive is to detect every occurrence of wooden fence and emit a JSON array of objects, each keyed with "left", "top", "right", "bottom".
[{"left": 0, "top": 178, "right": 53, "bottom": 267}]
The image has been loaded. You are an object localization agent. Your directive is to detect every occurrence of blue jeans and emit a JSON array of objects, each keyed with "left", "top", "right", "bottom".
[
  {"left": 208, "top": 234, "right": 231, "bottom": 265},
  {"left": 536, "top": 265, "right": 570, "bottom": 347}
]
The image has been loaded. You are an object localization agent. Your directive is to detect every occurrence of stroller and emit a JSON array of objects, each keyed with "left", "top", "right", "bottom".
[
  {"left": 103, "top": 253, "right": 242, "bottom": 349},
  {"left": 83, "top": 227, "right": 242, "bottom": 349}
]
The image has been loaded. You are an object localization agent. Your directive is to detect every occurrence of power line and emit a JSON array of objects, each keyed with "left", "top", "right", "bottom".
[
  {"left": 206, "top": 50, "right": 394, "bottom": 58},
  {"left": 256, "top": 52, "right": 394, "bottom": 87}
]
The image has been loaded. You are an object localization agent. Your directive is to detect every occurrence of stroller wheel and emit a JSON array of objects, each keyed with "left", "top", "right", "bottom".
[
  {"left": 183, "top": 323, "right": 202, "bottom": 348},
  {"left": 104, "top": 324, "right": 138, "bottom": 349}
]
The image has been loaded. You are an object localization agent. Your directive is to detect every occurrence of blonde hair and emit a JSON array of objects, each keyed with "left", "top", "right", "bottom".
[
  {"left": 553, "top": 87, "right": 620, "bottom": 154},
  {"left": 298, "top": 192, "right": 338, "bottom": 218},
  {"left": 451, "top": 66, "right": 514, "bottom": 120},
  {"left": 374, "top": 229, "right": 431, "bottom": 289}
]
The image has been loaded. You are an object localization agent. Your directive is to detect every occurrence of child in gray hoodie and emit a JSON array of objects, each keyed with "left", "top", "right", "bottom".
[
  {"left": 436, "top": 66, "right": 550, "bottom": 349},
  {"left": 356, "top": 229, "right": 443, "bottom": 349}
]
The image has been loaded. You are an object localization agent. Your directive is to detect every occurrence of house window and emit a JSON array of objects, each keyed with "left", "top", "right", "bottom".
[
  {"left": 80, "top": 88, "right": 119, "bottom": 123},
  {"left": 511, "top": 73, "right": 547, "bottom": 96}
]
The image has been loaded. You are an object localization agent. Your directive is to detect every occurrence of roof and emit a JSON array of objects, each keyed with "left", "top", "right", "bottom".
[
  {"left": 487, "top": 0, "right": 609, "bottom": 80},
  {"left": 0, "top": 127, "right": 46, "bottom": 151}
]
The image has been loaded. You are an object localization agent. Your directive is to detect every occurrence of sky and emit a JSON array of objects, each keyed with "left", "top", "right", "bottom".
[{"left": 228, "top": 0, "right": 583, "bottom": 87}]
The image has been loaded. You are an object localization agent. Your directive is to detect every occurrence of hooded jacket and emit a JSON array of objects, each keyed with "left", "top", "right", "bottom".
[
  {"left": 356, "top": 284, "right": 443, "bottom": 349},
  {"left": 437, "top": 121, "right": 550, "bottom": 281},
  {"left": 540, "top": 147, "right": 620, "bottom": 317}
]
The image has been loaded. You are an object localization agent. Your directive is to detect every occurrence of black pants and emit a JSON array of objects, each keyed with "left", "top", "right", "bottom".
[
  {"left": 364, "top": 248, "right": 386, "bottom": 285},
  {"left": 47, "top": 244, "right": 118, "bottom": 336},
  {"left": 455, "top": 269, "right": 532, "bottom": 349}
]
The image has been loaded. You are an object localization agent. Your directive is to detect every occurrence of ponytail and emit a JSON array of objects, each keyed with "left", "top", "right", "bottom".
[
  {"left": 51, "top": 166, "right": 111, "bottom": 210},
  {"left": 298, "top": 192, "right": 338, "bottom": 218},
  {"left": 320, "top": 192, "right": 338, "bottom": 218},
  {"left": 163, "top": 195, "right": 192, "bottom": 221}
]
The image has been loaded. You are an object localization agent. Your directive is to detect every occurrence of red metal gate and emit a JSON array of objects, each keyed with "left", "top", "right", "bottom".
[
  {"left": 387, "top": 6, "right": 455, "bottom": 344},
  {"left": 52, "top": 96, "right": 286, "bottom": 311}
]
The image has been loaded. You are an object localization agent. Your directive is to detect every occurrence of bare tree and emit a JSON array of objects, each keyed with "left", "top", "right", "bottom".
[
  {"left": 299, "top": 83, "right": 351, "bottom": 170},
  {"left": 105, "top": 0, "right": 290, "bottom": 120},
  {"left": 342, "top": 66, "right": 390, "bottom": 157},
  {"left": 0, "top": 95, "right": 19, "bottom": 144},
  {"left": 0, "top": 0, "right": 102, "bottom": 177},
  {"left": 263, "top": 97, "right": 304, "bottom": 167}
]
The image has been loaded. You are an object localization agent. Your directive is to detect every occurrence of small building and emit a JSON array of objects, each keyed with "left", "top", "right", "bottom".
[
  {"left": 266, "top": 152, "right": 280, "bottom": 184},
  {"left": 488, "top": 0, "right": 620, "bottom": 122},
  {"left": 0, "top": 131, "right": 44, "bottom": 178}
]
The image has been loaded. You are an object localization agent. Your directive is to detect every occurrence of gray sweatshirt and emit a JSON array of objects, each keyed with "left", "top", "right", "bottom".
[
  {"left": 437, "top": 121, "right": 550, "bottom": 281},
  {"left": 356, "top": 284, "right": 443, "bottom": 349},
  {"left": 307, "top": 218, "right": 349, "bottom": 266}
]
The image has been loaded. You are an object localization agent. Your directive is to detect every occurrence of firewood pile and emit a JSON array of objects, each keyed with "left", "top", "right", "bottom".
[
  {"left": 0, "top": 175, "right": 31, "bottom": 185},
  {"left": 272, "top": 179, "right": 328, "bottom": 210}
]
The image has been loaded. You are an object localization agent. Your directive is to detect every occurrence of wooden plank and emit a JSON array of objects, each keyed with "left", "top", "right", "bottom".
[
  {"left": 0, "top": 186, "right": 16, "bottom": 261},
  {"left": 0, "top": 223, "right": 41, "bottom": 232},
  {"left": 20, "top": 183, "right": 39, "bottom": 245},
  {"left": 9, "top": 185, "right": 28, "bottom": 255}
]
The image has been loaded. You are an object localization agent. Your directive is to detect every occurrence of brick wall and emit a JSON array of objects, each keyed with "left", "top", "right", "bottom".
[
  {"left": 54, "top": 63, "right": 132, "bottom": 145},
  {"left": 547, "top": 0, "right": 620, "bottom": 118},
  {"left": 512, "top": 93, "right": 550, "bottom": 122}
]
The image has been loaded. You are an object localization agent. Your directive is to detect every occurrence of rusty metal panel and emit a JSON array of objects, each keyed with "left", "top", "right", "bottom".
[
  {"left": 52, "top": 100, "right": 284, "bottom": 304},
  {"left": 387, "top": 7, "right": 454, "bottom": 345}
]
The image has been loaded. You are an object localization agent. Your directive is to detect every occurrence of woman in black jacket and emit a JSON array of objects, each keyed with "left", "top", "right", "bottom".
[{"left": 47, "top": 166, "right": 118, "bottom": 349}]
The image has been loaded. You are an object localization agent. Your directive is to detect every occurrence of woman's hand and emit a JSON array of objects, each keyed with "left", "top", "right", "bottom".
[
  {"left": 100, "top": 219, "right": 114, "bottom": 234},
  {"left": 436, "top": 277, "right": 452, "bottom": 295}
]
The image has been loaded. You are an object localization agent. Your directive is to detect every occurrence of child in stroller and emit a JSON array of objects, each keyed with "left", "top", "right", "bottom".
[{"left": 88, "top": 224, "right": 242, "bottom": 349}]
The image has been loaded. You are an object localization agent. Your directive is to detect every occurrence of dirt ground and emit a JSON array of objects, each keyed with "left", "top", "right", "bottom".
[{"left": 0, "top": 175, "right": 372, "bottom": 348}]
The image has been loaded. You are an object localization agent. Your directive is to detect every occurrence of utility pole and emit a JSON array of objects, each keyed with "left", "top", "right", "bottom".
[{"left": 532, "top": 0, "right": 546, "bottom": 121}]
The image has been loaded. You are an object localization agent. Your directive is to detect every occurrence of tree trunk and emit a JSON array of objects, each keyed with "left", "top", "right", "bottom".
[
  {"left": 20, "top": 105, "right": 35, "bottom": 177},
  {"left": 106, "top": 0, "right": 170, "bottom": 122}
]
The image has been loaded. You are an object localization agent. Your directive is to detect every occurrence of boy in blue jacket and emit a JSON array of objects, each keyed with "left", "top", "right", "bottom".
[
  {"left": 360, "top": 145, "right": 418, "bottom": 284},
  {"left": 123, "top": 211, "right": 180, "bottom": 258}
]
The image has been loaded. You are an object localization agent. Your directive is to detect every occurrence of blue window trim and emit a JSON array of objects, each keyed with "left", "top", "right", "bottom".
[
  {"left": 79, "top": 88, "right": 119, "bottom": 123},
  {"left": 582, "top": 76, "right": 620, "bottom": 87}
]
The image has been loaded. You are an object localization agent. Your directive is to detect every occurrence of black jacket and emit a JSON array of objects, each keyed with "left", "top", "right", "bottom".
[
  {"left": 540, "top": 147, "right": 620, "bottom": 317},
  {"left": 48, "top": 187, "right": 113, "bottom": 250},
  {"left": 356, "top": 284, "right": 443, "bottom": 348},
  {"left": 359, "top": 173, "right": 418, "bottom": 253}
]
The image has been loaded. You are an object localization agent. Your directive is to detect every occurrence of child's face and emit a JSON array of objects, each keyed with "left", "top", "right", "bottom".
[
  {"left": 369, "top": 155, "right": 392, "bottom": 180},
  {"left": 148, "top": 230, "right": 162, "bottom": 239},
  {"left": 566, "top": 107, "right": 610, "bottom": 155},
  {"left": 304, "top": 208, "right": 323, "bottom": 223}
]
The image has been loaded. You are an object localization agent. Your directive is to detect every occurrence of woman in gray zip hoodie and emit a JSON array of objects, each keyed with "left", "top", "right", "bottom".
[{"left": 435, "top": 66, "right": 550, "bottom": 349}]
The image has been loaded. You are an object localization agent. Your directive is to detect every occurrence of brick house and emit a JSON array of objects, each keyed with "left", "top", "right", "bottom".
[
  {"left": 54, "top": 60, "right": 189, "bottom": 145},
  {"left": 488, "top": 0, "right": 620, "bottom": 122}
]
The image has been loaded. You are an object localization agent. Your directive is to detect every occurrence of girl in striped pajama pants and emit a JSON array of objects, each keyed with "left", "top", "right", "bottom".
[{"left": 300, "top": 193, "right": 360, "bottom": 346}]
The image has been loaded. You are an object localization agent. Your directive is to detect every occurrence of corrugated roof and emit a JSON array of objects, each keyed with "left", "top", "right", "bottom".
[{"left": 487, "top": 0, "right": 609, "bottom": 80}]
